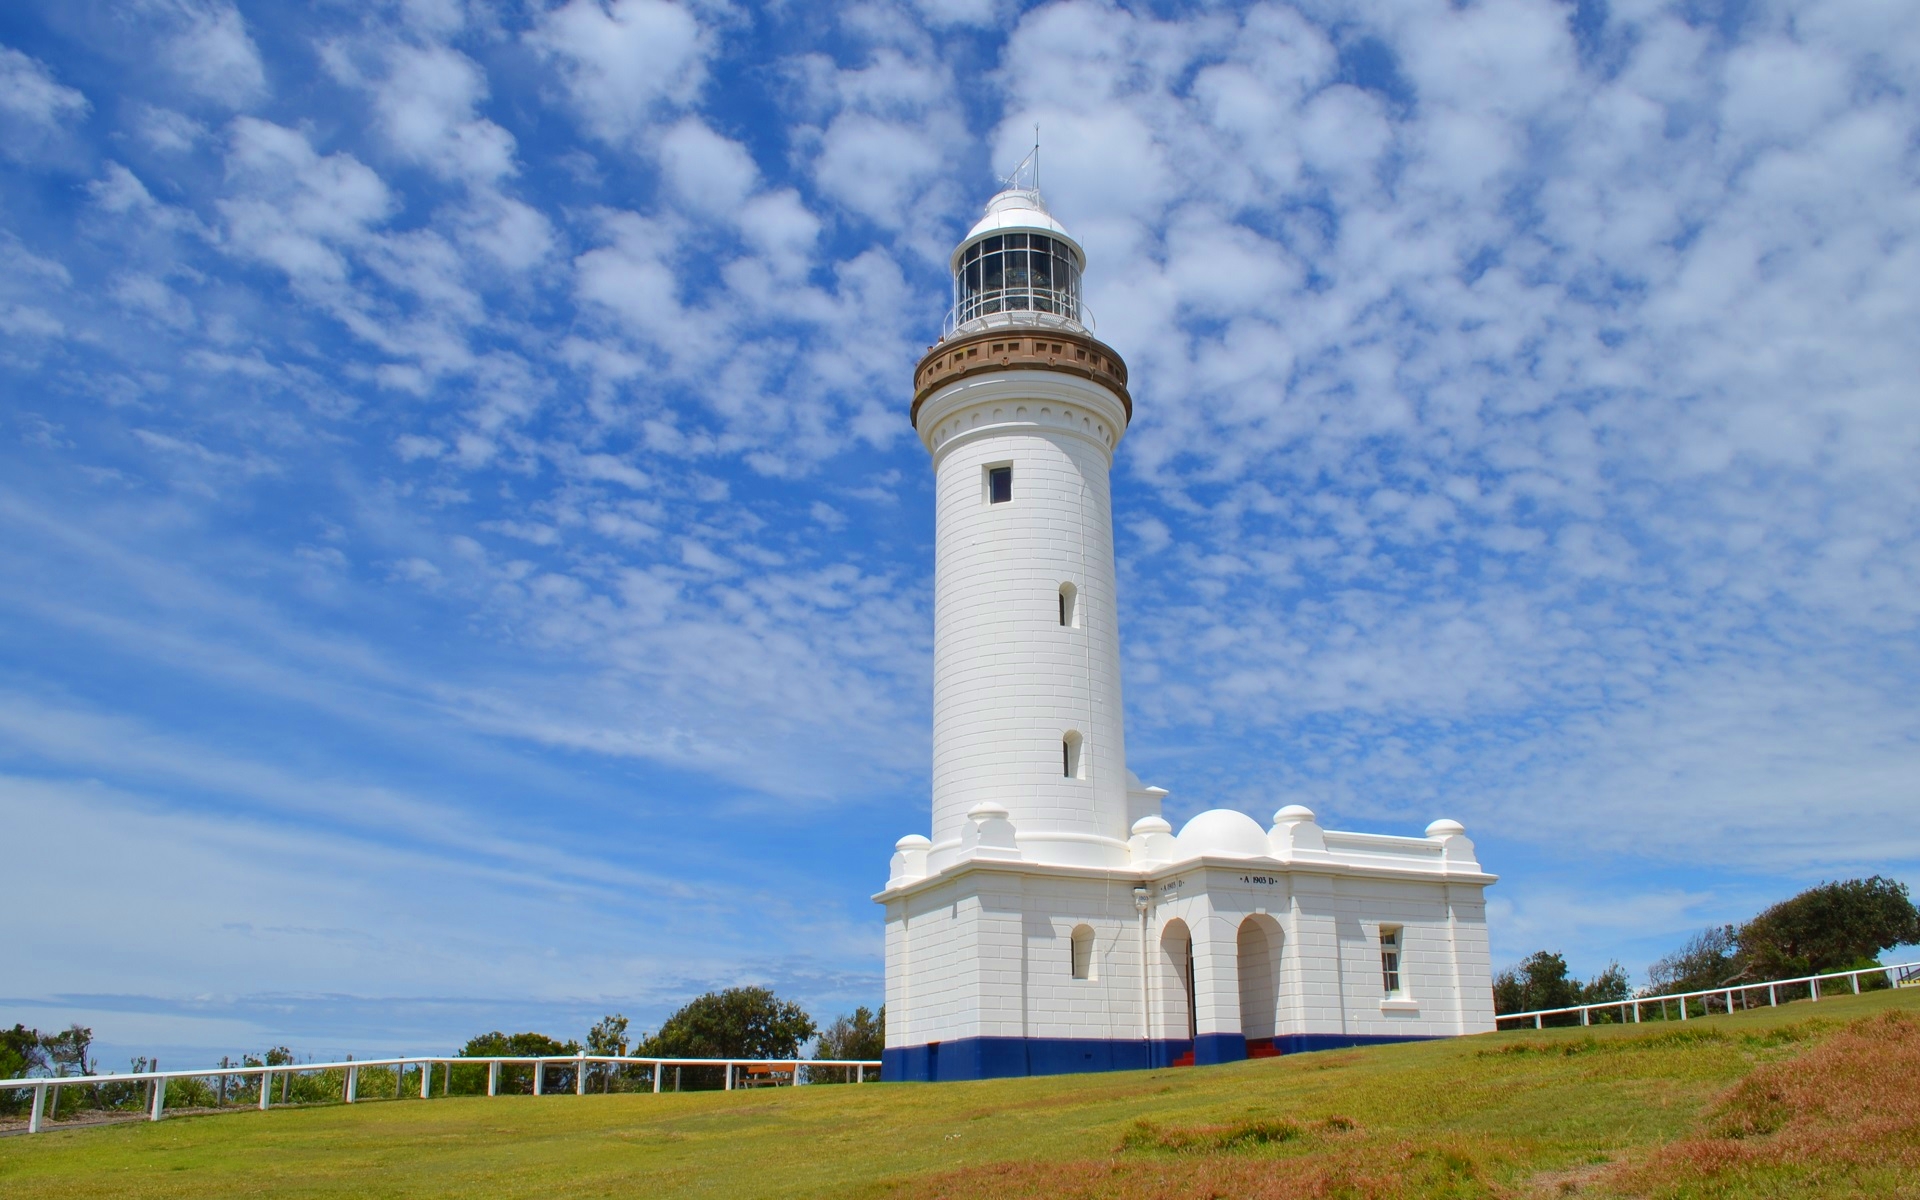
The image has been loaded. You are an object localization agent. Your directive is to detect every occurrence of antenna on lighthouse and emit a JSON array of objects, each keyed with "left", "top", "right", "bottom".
[{"left": 1002, "top": 129, "right": 1040, "bottom": 196}]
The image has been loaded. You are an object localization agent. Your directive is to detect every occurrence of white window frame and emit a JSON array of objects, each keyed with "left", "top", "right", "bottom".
[
  {"left": 1379, "top": 925, "right": 1404, "bottom": 998},
  {"left": 984, "top": 462, "right": 1013, "bottom": 505}
]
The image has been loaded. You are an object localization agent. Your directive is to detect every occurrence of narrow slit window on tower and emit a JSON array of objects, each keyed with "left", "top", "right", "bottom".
[
  {"left": 1062, "top": 730, "right": 1083, "bottom": 778},
  {"left": 1058, "top": 582, "right": 1077, "bottom": 627},
  {"left": 1380, "top": 926, "right": 1403, "bottom": 996},
  {"left": 988, "top": 465, "right": 1012, "bottom": 504}
]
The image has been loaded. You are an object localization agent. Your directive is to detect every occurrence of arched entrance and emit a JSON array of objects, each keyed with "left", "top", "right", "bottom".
[
  {"left": 1237, "top": 915, "right": 1284, "bottom": 1056},
  {"left": 1157, "top": 919, "right": 1196, "bottom": 1061}
]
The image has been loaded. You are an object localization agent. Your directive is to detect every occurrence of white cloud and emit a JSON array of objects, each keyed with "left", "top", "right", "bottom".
[
  {"left": 526, "top": 0, "right": 707, "bottom": 144},
  {"left": 218, "top": 118, "right": 393, "bottom": 287},
  {"left": 322, "top": 37, "right": 517, "bottom": 185},
  {"left": 146, "top": 0, "right": 268, "bottom": 108},
  {"left": 811, "top": 112, "right": 944, "bottom": 229},
  {"left": 0, "top": 44, "right": 89, "bottom": 164},
  {"left": 132, "top": 104, "right": 208, "bottom": 152},
  {"left": 0, "top": 44, "right": 88, "bottom": 128},
  {"left": 657, "top": 117, "right": 758, "bottom": 214}
]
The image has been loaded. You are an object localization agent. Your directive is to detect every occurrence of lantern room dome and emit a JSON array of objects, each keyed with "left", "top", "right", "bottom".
[{"left": 954, "top": 189, "right": 1084, "bottom": 270}]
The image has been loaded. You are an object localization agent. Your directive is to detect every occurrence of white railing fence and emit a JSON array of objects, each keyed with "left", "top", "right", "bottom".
[
  {"left": 1495, "top": 958, "right": 1919, "bottom": 1031},
  {"left": 0, "top": 1053, "right": 881, "bottom": 1135}
]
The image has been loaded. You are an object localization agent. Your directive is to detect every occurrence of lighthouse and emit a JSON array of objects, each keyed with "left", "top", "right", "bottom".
[
  {"left": 878, "top": 175, "right": 1499, "bottom": 1082},
  {"left": 913, "top": 183, "right": 1143, "bottom": 873}
]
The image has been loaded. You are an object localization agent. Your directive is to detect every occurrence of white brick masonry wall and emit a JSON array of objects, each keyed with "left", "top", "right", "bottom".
[{"left": 884, "top": 858, "right": 1496, "bottom": 1051}]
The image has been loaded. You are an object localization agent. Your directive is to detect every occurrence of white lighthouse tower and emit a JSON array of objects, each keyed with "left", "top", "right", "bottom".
[
  {"left": 915, "top": 182, "right": 1143, "bottom": 874},
  {"left": 879, "top": 174, "right": 1499, "bottom": 1082}
]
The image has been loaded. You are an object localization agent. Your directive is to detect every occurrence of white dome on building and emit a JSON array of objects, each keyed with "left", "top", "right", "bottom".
[{"left": 1175, "top": 808, "right": 1273, "bottom": 859}]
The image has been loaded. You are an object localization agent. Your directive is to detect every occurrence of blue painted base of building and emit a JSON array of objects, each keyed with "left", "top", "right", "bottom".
[{"left": 882, "top": 1032, "right": 1441, "bottom": 1082}]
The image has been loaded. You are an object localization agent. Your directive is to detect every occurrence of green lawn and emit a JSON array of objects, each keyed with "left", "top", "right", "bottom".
[{"left": 4, "top": 987, "right": 1916, "bottom": 1199}]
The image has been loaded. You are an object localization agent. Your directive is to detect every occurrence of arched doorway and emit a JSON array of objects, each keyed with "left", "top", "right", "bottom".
[
  {"left": 1158, "top": 919, "right": 1196, "bottom": 1056},
  {"left": 1237, "top": 915, "right": 1283, "bottom": 1056}
]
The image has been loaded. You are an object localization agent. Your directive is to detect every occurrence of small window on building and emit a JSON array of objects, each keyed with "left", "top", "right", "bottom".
[
  {"left": 1380, "top": 927, "right": 1403, "bottom": 996},
  {"left": 1070, "top": 924, "right": 1096, "bottom": 980},
  {"left": 1062, "top": 730, "right": 1083, "bottom": 778},
  {"left": 988, "top": 465, "right": 1012, "bottom": 504},
  {"left": 1058, "top": 582, "right": 1077, "bottom": 627}
]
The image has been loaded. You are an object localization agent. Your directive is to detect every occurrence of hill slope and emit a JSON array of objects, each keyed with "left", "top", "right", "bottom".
[{"left": 3, "top": 988, "right": 1916, "bottom": 1199}]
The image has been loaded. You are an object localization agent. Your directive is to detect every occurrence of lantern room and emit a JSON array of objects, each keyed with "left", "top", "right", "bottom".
[{"left": 947, "top": 188, "right": 1087, "bottom": 336}]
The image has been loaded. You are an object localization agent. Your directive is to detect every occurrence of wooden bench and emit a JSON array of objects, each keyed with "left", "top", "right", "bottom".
[{"left": 740, "top": 1063, "right": 797, "bottom": 1087}]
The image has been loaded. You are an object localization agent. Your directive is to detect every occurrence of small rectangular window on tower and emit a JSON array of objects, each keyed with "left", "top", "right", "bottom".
[
  {"left": 1380, "top": 927, "right": 1403, "bottom": 996},
  {"left": 988, "top": 465, "right": 1012, "bottom": 504}
]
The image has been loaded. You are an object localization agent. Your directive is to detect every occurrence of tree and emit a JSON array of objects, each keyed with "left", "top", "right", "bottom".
[
  {"left": 461, "top": 1031, "right": 580, "bottom": 1094},
  {"left": 814, "top": 1006, "right": 884, "bottom": 1071},
  {"left": 584, "top": 1013, "right": 633, "bottom": 1093},
  {"left": 640, "top": 987, "right": 816, "bottom": 1060},
  {"left": 1493, "top": 952, "right": 1581, "bottom": 1015},
  {"left": 42, "top": 1024, "right": 94, "bottom": 1078},
  {"left": 1493, "top": 952, "right": 1632, "bottom": 1019},
  {"left": 0, "top": 1025, "right": 47, "bottom": 1116},
  {"left": 1584, "top": 962, "right": 1631, "bottom": 1004},
  {"left": 1, "top": 1024, "right": 46, "bottom": 1077},
  {"left": 586, "top": 1014, "right": 630, "bottom": 1057},
  {"left": 1738, "top": 876, "right": 1920, "bottom": 979},
  {"left": 1645, "top": 925, "right": 1741, "bottom": 995}
]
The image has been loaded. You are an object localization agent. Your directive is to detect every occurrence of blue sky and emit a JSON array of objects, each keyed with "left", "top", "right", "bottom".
[{"left": 2, "top": 0, "right": 1916, "bottom": 1068}]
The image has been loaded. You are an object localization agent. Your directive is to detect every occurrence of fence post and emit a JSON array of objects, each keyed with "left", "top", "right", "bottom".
[
  {"left": 1812, "top": 977, "right": 1821, "bottom": 1001},
  {"left": 1631, "top": 1001, "right": 1639, "bottom": 1024},
  {"left": 29, "top": 1083, "right": 46, "bottom": 1134},
  {"left": 1580, "top": 1007, "right": 1589, "bottom": 1027},
  {"left": 725, "top": 1062, "right": 734, "bottom": 1091},
  {"left": 576, "top": 1053, "right": 586, "bottom": 1096},
  {"left": 533, "top": 1060, "right": 544, "bottom": 1096},
  {"left": 857, "top": 1064, "right": 864, "bottom": 1083},
  {"left": 652, "top": 1061, "right": 662, "bottom": 1094},
  {"left": 150, "top": 1071, "right": 167, "bottom": 1121},
  {"left": 1851, "top": 972, "right": 1861, "bottom": 995},
  {"left": 1768, "top": 984, "right": 1777, "bottom": 1007},
  {"left": 346, "top": 1065, "right": 358, "bottom": 1104},
  {"left": 1533, "top": 1014, "right": 1542, "bottom": 1029},
  {"left": 260, "top": 1069, "right": 272, "bottom": 1111},
  {"left": 1680, "top": 996, "right": 1688, "bottom": 1020},
  {"left": 793, "top": 1060, "right": 803, "bottom": 1086},
  {"left": 488, "top": 1060, "right": 499, "bottom": 1097}
]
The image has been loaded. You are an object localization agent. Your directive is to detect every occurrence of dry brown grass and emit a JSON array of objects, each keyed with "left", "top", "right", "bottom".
[{"left": 1606, "top": 1008, "right": 1920, "bottom": 1198}]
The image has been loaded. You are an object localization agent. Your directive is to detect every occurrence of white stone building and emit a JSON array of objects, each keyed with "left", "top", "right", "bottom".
[{"left": 877, "top": 182, "right": 1497, "bottom": 1082}]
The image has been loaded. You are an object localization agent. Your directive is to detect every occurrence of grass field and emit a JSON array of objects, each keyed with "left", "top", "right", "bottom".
[{"left": 3, "top": 987, "right": 1916, "bottom": 1199}]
